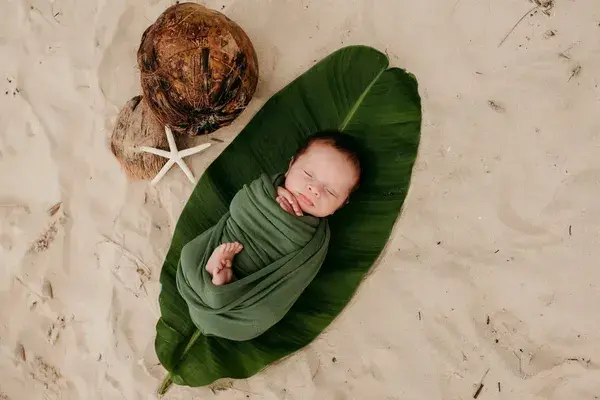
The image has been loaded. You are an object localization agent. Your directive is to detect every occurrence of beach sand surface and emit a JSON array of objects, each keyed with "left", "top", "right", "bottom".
[{"left": 1, "top": 0, "right": 600, "bottom": 398}]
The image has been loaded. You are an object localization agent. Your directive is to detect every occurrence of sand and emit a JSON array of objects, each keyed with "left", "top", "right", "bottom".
[{"left": 1, "top": 0, "right": 600, "bottom": 398}]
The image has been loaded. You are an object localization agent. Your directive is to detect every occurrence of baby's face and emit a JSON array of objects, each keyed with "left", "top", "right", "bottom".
[{"left": 284, "top": 142, "right": 359, "bottom": 217}]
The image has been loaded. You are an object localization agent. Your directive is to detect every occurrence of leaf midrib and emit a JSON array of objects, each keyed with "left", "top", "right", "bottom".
[{"left": 339, "top": 67, "right": 386, "bottom": 130}]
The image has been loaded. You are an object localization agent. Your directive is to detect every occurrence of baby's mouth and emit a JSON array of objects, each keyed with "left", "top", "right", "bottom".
[{"left": 296, "top": 192, "right": 314, "bottom": 207}]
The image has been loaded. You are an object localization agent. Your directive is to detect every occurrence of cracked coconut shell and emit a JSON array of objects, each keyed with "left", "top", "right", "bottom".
[
  {"left": 110, "top": 96, "right": 169, "bottom": 180},
  {"left": 137, "top": 2, "right": 259, "bottom": 136}
]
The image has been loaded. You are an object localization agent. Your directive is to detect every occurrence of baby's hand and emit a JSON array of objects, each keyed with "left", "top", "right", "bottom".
[{"left": 276, "top": 186, "right": 303, "bottom": 216}]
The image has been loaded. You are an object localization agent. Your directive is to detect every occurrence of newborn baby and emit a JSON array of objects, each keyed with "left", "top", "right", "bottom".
[{"left": 205, "top": 131, "right": 363, "bottom": 285}]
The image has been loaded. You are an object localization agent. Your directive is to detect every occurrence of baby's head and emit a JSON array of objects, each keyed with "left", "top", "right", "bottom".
[{"left": 285, "top": 131, "right": 363, "bottom": 217}]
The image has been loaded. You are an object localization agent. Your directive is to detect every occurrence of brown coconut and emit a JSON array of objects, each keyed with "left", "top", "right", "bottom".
[
  {"left": 137, "top": 2, "right": 259, "bottom": 136},
  {"left": 110, "top": 96, "right": 169, "bottom": 180}
]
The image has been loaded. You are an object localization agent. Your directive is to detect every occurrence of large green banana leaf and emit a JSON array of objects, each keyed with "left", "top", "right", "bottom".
[{"left": 155, "top": 45, "right": 422, "bottom": 393}]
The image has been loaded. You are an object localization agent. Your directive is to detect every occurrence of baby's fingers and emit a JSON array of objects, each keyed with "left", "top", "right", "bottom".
[
  {"left": 277, "top": 196, "right": 294, "bottom": 214},
  {"left": 285, "top": 199, "right": 299, "bottom": 215},
  {"left": 277, "top": 187, "right": 303, "bottom": 216},
  {"left": 290, "top": 198, "right": 302, "bottom": 216},
  {"left": 286, "top": 198, "right": 301, "bottom": 216},
  {"left": 281, "top": 193, "right": 302, "bottom": 216}
]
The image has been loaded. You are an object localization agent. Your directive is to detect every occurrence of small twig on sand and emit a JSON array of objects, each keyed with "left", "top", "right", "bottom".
[
  {"left": 473, "top": 368, "right": 490, "bottom": 399},
  {"left": 14, "top": 276, "right": 44, "bottom": 299},
  {"left": 513, "top": 351, "right": 523, "bottom": 375},
  {"left": 499, "top": 0, "right": 555, "bottom": 47},
  {"left": 498, "top": 5, "right": 539, "bottom": 47},
  {"left": 99, "top": 235, "right": 152, "bottom": 273},
  {"left": 47, "top": 202, "right": 62, "bottom": 216},
  {"left": 473, "top": 384, "right": 484, "bottom": 399},
  {"left": 51, "top": 4, "right": 63, "bottom": 25},
  {"left": 311, "top": 360, "right": 321, "bottom": 380},
  {"left": 568, "top": 65, "right": 581, "bottom": 82},
  {"left": 559, "top": 52, "right": 571, "bottom": 60}
]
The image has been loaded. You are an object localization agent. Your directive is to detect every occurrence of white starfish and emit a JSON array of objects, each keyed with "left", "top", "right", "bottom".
[{"left": 138, "top": 125, "right": 211, "bottom": 185}]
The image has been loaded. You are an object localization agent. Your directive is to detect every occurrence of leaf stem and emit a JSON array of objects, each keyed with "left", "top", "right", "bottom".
[
  {"left": 158, "top": 372, "right": 173, "bottom": 396},
  {"left": 498, "top": 5, "right": 538, "bottom": 47},
  {"left": 156, "top": 330, "right": 203, "bottom": 395}
]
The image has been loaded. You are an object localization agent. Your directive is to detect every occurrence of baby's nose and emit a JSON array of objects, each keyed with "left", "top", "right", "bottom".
[{"left": 308, "top": 184, "right": 321, "bottom": 197}]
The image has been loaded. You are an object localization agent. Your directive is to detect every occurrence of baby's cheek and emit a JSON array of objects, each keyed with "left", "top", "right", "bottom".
[
  {"left": 331, "top": 198, "right": 345, "bottom": 212},
  {"left": 283, "top": 180, "right": 294, "bottom": 193},
  {"left": 318, "top": 200, "right": 334, "bottom": 215}
]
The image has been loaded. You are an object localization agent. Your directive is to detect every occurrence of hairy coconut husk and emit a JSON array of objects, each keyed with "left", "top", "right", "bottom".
[
  {"left": 137, "top": 2, "right": 259, "bottom": 136},
  {"left": 110, "top": 96, "right": 169, "bottom": 180}
]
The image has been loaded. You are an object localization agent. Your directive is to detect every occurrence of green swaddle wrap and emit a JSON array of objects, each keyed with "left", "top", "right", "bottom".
[{"left": 176, "top": 173, "right": 331, "bottom": 341}]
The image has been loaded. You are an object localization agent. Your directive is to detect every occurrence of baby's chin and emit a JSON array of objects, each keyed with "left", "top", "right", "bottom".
[{"left": 300, "top": 203, "right": 328, "bottom": 218}]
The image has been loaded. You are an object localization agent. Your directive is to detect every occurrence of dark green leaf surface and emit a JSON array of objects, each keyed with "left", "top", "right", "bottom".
[{"left": 155, "top": 45, "right": 422, "bottom": 389}]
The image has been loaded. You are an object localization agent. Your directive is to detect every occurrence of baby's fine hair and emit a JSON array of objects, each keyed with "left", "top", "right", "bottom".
[{"left": 294, "top": 130, "right": 363, "bottom": 192}]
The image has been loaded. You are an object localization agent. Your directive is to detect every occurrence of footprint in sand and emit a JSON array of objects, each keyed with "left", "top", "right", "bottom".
[
  {"left": 29, "top": 356, "right": 61, "bottom": 390},
  {"left": 0, "top": 202, "right": 61, "bottom": 291},
  {"left": 7, "top": 203, "right": 67, "bottom": 294},
  {"left": 14, "top": 343, "right": 26, "bottom": 363},
  {"left": 475, "top": 309, "right": 542, "bottom": 378},
  {"left": 542, "top": 168, "right": 600, "bottom": 222},
  {"left": 27, "top": 202, "right": 65, "bottom": 254},
  {"left": 28, "top": 222, "right": 59, "bottom": 253},
  {"left": 475, "top": 309, "right": 598, "bottom": 379},
  {"left": 496, "top": 193, "right": 565, "bottom": 252},
  {"left": 104, "top": 372, "right": 127, "bottom": 399},
  {"left": 97, "top": 238, "right": 152, "bottom": 298},
  {"left": 497, "top": 168, "right": 600, "bottom": 249},
  {"left": 0, "top": 203, "right": 30, "bottom": 248},
  {"left": 46, "top": 315, "right": 68, "bottom": 345}
]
